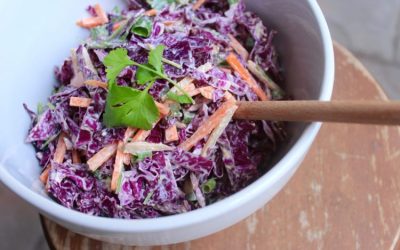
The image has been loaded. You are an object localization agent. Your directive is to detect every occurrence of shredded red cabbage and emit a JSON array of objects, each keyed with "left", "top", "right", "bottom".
[{"left": 24, "top": 0, "right": 286, "bottom": 218}]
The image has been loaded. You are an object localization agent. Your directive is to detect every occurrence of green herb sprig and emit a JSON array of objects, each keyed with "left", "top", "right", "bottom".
[{"left": 102, "top": 46, "right": 193, "bottom": 130}]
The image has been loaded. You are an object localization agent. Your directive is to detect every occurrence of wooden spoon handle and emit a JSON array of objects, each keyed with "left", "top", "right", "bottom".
[{"left": 233, "top": 101, "right": 400, "bottom": 125}]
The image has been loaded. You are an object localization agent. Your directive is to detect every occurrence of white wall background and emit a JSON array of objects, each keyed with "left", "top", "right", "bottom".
[{"left": 318, "top": 0, "right": 400, "bottom": 99}]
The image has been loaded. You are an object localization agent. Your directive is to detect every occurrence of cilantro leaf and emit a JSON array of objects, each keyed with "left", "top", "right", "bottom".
[
  {"left": 166, "top": 91, "right": 193, "bottom": 104},
  {"left": 136, "top": 63, "right": 158, "bottom": 85},
  {"left": 103, "top": 83, "right": 159, "bottom": 130},
  {"left": 148, "top": 45, "right": 165, "bottom": 72},
  {"left": 131, "top": 16, "right": 153, "bottom": 38},
  {"left": 103, "top": 48, "right": 134, "bottom": 83},
  {"left": 146, "top": 0, "right": 176, "bottom": 10},
  {"left": 135, "top": 45, "right": 164, "bottom": 84},
  {"left": 102, "top": 46, "right": 193, "bottom": 130}
]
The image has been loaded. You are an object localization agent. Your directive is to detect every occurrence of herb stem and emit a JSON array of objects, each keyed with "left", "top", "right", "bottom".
[
  {"left": 145, "top": 79, "right": 156, "bottom": 92},
  {"left": 145, "top": 44, "right": 182, "bottom": 69},
  {"left": 161, "top": 58, "right": 182, "bottom": 69},
  {"left": 163, "top": 76, "right": 195, "bottom": 103},
  {"left": 131, "top": 62, "right": 194, "bottom": 103}
]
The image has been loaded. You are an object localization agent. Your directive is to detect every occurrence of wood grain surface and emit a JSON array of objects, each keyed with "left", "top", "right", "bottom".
[{"left": 41, "top": 43, "right": 400, "bottom": 250}]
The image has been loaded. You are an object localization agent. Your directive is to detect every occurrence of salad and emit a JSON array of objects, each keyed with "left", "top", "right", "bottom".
[{"left": 24, "top": 0, "right": 286, "bottom": 219}]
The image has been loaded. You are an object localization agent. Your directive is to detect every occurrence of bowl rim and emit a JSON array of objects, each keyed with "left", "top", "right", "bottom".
[{"left": 0, "top": 0, "right": 334, "bottom": 234}]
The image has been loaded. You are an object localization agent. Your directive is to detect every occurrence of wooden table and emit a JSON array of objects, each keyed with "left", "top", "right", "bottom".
[{"left": 41, "top": 43, "right": 400, "bottom": 250}]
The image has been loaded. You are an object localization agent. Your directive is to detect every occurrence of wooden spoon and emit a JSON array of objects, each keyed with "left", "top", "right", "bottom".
[{"left": 233, "top": 101, "right": 400, "bottom": 125}]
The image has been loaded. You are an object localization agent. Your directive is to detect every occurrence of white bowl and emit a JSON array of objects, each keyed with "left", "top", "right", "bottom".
[{"left": 0, "top": 0, "right": 334, "bottom": 246}]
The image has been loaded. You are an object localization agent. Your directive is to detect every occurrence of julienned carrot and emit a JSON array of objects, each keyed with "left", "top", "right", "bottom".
[
  {"left": 112, "top": 21, "right": 123, "bottom": 32},
  {"left": 165, "top": 125, "right": 179, "bottom": 142},
  {"left": 226, "top": 53, "right": 268, "bottom": 101},
  {"left": 123, "top": 153, "right": 131, "bottom": 166},
  {"left": 183, "top": 83, "right": 196, "bottom": 92},
  {"left": 69, "top": 97, "right": 92, "bottom": 108},
  {"left": 224, "top": 91, "right": 237, "bottom": 102},
  {"left": 72, "top": 150, "right": 81, "bottom": 164},
  {"left": 201, "top": 105, "right": 238, "bottom": 156},
  {"left": 94, "top": 4, "right": 109, "bottom": 23},
  {"left": 123, "top": 127, "right": 137, "bottom": 143},
  {"left": 84, "top": 80, "right": 108, "bottom": 90},
  {"left": 179, "top": 101, "right": 237, "bottom": 151},
  {"left": 76, "top": 17, "right": 103, "bottom": 29},
  {"left": 155, "top": 102, "right": 170, "bottom": 116},
  {"left": 193, "top": 0, "right": 207, "bottom": 10},
  {"left": 41, "top": 133, "right": 67, "bottom": 185},
  {"left": 53, "top": 133, "right": 67, "bottom": 164},
  {"left": 163, "top": 20, "right": 176, "bottom": 26},
  {"left": 87, "top": 143, "right": 118, "bottom": 171},
  {"left": 228, "top": 34, "right": 249, "bottom": 61},
  {"left": 145, "top": 9, "right": 157, "bottom": 16},
  {"left": 198, "top": 86, "right": 215, "bottom": 100},
  {"left": 76, "top": 4, "right": 108, "bottom": 29},
  {"left": 39, "top": 165, "right": 51, "bottom": 184},
  {"left": 111, "top": 142, "right": 124, "bottom": 192},
  {"left": 183, "top": 83, "right": 200, "bottom": 97},
  {"left": 131, "top": 129, "right": 152, "bottom": 142}
]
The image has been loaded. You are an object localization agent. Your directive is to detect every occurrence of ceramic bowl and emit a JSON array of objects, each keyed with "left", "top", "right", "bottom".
[{"left": 0, "top": 0, "right": 334, "bottom": 246}]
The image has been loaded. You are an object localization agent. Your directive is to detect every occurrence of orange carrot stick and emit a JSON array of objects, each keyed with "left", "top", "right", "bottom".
[
  {"left": 123, "top": 127, "right": 137, "bottom": 143},
  {"left": 76, "top": 4, "right": 108, "bottom": 29},
  {"left": 72, "top": 150, "right": 81, "bottom": 164},
  {"left": 179, "top": 101, "right": 237, "bottom": 151},
  {"left": 111, "top": 142, "right": 125, "bottom": 192},
  {"left": 84, "top": 80, "right": 108, "bottom": 90},
  {"left": 163, "top": 20, "right": 176, "bottom": 26},
  {"left": 76, "top": 17, "right": 103, "bottom": 29},
  {"left": 226, "top": 53, "right": 268, "bottom": 101},
  {"left": 224, "top": 91, "right": 237, "bottom": 102},
  {"left": 155, "top": 102, "right": 170, "bottom": 116},
  {"left": 53, "top": 133, "right": 67, "bottom": 164},
  {"left": 193, "top": 0, "right": 207, "bottom": 10},
  {"left": 183, "top": 83, "right": 197, "bottom": 92},
  {"left": 228, "top": 34, "right": 249, "bottom": 61},
  {"left": 41, "top": 133, "right": 67, "bottom": 185},
  {"left": 198, "top": 86, "right": 215, "bottom": 100},
  {"left": 182, "top": 83, "right": 200, "bottom": 97},
  {"left": 201, "top": 105, "right": 238, "bottom": 156},
  {"left": 87, "top": 143, "right": 118, "bottom": 171},
  {"left": 165, "top": 125, "right": 179, "bottom": 143},
  {"left": 69, "top": 97, "right": 92, "bottom": 108},
  {"left": 131, "top": 129, "right": 152, "bottom": 142},
  {"left": 112, "top": 21, "right": 123, "bottom": 32},
  {"left": 145, "top": 9, "right": 157, "bottom": 16},
  {"left": 94, "top": 4, "right": 109, "bottom": 23},
  {"left": 39, "top": 165, "right": 51, "bottom": 184}
]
